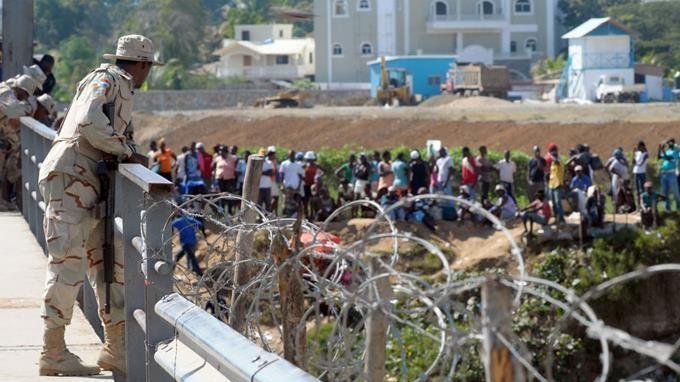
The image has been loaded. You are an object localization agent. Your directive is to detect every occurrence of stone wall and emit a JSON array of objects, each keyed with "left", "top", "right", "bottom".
[{"left": 133, "top": 89, "right": 371, "bottom": 111}]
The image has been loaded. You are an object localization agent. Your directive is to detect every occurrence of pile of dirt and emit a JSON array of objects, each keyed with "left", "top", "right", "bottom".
[
  {"left": 133, "top": 111, "right": 680, "bottom": 157},
  {"left": 420, "top": 95, "right": 514, "bottom": 109}
]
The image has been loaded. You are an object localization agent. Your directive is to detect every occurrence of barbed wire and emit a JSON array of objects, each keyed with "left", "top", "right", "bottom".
[{"left": 140, "top": 192, "right": 680, "bottom": 381}]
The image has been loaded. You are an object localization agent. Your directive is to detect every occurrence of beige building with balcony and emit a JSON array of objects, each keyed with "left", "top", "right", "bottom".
[
  {"left": 206, "top": 24, "right": 315, "bottom": 81},
  {"left": 314, "top": 0, "right": 563, "bottom": 87}
]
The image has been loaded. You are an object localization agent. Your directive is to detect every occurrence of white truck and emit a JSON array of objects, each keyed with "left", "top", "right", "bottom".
[{"left": 595, "top": 75, "right": 645, "bottom": 103}]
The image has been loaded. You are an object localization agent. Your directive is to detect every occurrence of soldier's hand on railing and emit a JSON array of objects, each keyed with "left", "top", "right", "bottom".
[{"left": 124, "top": 153, "right": 149, "bottom": 167}]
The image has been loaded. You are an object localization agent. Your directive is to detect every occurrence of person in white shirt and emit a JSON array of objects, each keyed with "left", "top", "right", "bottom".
[
  {"left": 435, "top": 147, "right": 455, "bottom": 209},
  {"left": 175, "top": 145, "right": 189, "bottom": 188},
  {"left": 279, "top": 150, "right": 304, "bottom": 214},
  {"left": 495, "top": 150, "right": 517, "bottom": 200},
  {"left": 258, "top": 150, "right": 274, "bottom": 212},
  {"left": 633, "top": 141, "right": 648, "bottom": 202}
]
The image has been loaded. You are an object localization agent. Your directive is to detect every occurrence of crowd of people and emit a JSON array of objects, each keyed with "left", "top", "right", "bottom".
[
  {"left": 0, "top": 54, "right": 59, "bottom": 205},
  {"left": 151, "top": 136, "right": 680, "bottom": 240}
]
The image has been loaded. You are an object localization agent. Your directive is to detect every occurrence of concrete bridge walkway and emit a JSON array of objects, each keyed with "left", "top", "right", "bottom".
[{"left": 0, "top": 211, "right": 113, "bottom": 381}]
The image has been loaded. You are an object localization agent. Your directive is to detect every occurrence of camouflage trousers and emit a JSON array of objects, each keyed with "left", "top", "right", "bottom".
[{"left": 39, "top": 172, "right": 124, "bottom": 329}]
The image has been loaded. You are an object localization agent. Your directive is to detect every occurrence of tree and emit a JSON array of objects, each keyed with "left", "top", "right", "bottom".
[
  {"left": 53, "top": 36, "right": 97, "bottom": 101},
  {"left": 558, "top": 0, "right": 638, "bottom": 30}
]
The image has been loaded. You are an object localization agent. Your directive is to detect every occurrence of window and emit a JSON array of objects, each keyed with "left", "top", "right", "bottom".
[
  {"left": 428, "top": 76, "right": 442, "bottom": 86},
  {"left": 514, "top": 0, "right": 531, "bottom": 14},
  {"left": 279, "top": 30, "right": 284, "bottom": 38},
  {"left": 525, "top": 38, "right": 537, "bottom": 52},
  {"left": 332, "top": 43, "right": 343, "bottom": 56},
  {"left": 309, "top": 52, "right": 314, "bottom": 64},
  {"left": 276, "top": 55, "right": 289, "bottom": 65},
  {"left": 433, "top": 1, "right": 448, "bottom": 16},
  {"left": 510, "top": 41, "right": 517, "bottom": 53},
  {"left": 477, "top": 0, "right": 494, "bottom": 15},
  {"left": 361, "top": 42, "right": 373, "bottom": 56},
  {"left": 358, "top": 0, "right": 370, "bottom": 11},
  {"left": 333, "top": 0, "right": 348, "bottom": 16},
  {"left": 241, "top": 30, "right": 250, "bottom": 41}
]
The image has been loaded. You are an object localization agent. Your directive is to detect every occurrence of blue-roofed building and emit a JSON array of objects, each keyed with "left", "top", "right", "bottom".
[
  {"left": 367, "top": 56, "right": 456, "bottom": 101},
  {"left": 557, "top": 17, "right": 639, "bottom": 102}
]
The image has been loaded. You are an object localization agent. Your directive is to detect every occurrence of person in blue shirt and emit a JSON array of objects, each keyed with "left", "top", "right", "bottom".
[
  {"left": 657, "top": 139, "right": 680, "bottom": 211},
  {"left": 568, "top": 165, "right": 591, "bottom": 213},
  {"left": 391, "top": 152, "right": 409, "bottom": 193},
  {"left": 172, "top": 213, "right": 204, "bottom": 276}
]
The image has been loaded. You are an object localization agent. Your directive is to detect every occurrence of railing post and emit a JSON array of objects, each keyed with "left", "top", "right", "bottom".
[
  {"left": 142, "top": 182, "right": 174, "bottom": 382},
  {"left": 19, "top": 122, "right": 29, "bottom": 220},
  {"left": 118, "top": 175, "right": 146, "bottom": 381},
  {"left": 364, "top": 260, "right": 392, "bottom": 382},
  {"left": 229, "top": 155, "right": 264, "bottom": 333},
  {"left": 481, "top": 277, "right": 526, "bottom": 382}
]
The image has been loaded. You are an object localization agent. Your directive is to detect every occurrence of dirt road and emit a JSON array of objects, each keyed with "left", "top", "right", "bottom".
[{"left": 133, "top": 102, "right": 680, "bottom": 154}]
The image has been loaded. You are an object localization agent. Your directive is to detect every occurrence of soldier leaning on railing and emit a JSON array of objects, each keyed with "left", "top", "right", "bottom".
[{"left": 37, "top": 34, "right": 160, "bottom": 378}]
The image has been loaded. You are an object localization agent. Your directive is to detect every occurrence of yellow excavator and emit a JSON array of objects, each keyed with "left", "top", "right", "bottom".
[{"left": 376, "top": 56, "right": 416, "bottom": 106}]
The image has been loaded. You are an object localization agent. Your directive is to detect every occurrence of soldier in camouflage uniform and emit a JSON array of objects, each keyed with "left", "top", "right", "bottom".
[
  {"left": 0, "top": 74, "right": 37, "bottom": 202},
  {"left": 34, "top": 93, "right": 58, "bottom": 127},
  {"left": 38, "top": 35, "right": 159, "bottom": 377}
]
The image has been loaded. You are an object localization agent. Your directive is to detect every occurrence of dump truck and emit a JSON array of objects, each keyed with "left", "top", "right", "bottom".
[
  {"left": 254, "top": 89, "right": 312, "bottom": 108},
  {"left": 376, "top": 56, "right": 416, "bottom": 106},
  {"left": 595, "top": 74, "right": 645, "bottom": 103},
  {"left": 440, "top": 63, "right": 510, "bottom": 98}
]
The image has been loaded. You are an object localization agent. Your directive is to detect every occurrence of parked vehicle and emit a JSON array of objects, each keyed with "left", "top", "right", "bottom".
[
  {"left": 376, "top": 56, "right": 417, "bottom": 106},
  {"left": 595, "top": 75, "right": 645, "bottom": 103},
  {"left": 440, "top": 63, "right": 510, "bottom": 98}
]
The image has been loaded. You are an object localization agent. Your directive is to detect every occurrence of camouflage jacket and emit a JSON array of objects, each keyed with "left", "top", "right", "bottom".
[{"left": 39, "top": 64, "right": 138, "bottom": 192}]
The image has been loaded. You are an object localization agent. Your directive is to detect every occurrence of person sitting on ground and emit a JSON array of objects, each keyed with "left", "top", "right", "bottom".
[
  {"left": 585, "top": 185, "right": 606, "bottom": 228},
  {"left": 568, "top": 165, "right": 592, "bottom": 213},
  {"left": 314, "top": 186, "right": 336, "bottom": 222},
  {"left": 457, "top": 185, "right": 477, "bottom": 223},
  {"left": 520, "top": 189, "right": 552, "bottom": 236},
  {"left": 380, "top": 186, "right": 406, "bottom": 221},
  {"left": 640, "top": 181, "right": 665, "bottom": 229},
  {"left": 411, "top": 187, "right": 436, "bottom": 231},
  {"left": 337, "top": 179, "right": 354, "bottom": 219},
  {"left": 488, "top": 184, "right": 517, "bottom": 222},
  {"left": 172, "top": 212, "right": 204, "bottom": 277}
]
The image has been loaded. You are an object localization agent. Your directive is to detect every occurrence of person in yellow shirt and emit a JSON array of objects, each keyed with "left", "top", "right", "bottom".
[{"left": 547, "top": 145, "right": 565, "bottom": 223}]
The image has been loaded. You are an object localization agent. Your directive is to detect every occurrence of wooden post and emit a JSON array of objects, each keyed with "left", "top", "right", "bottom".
[
  {"left": 2, "top": 0, "right": 33, "bottom": 80},
  {"left": 229, "top": 155, "right": 264, "bottom": 333},
  {"left": 363, "top": 259, "right": 392, "bottom": 382},
  {"left": 481, "top": 277, "right": 526, "bottom": 382},
  {"left": 272, "top": 214, "right": 306, "bottom": 367}
]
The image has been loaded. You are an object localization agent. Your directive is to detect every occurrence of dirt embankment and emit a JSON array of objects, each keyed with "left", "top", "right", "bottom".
[{"left": 134, "top": 108, "right": 680, "bottom": 155}]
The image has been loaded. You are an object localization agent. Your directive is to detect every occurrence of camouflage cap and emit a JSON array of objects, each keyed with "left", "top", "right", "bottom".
[
  {"left": 103, "top": 34, "right": 163, "bottom": 65},
  {"left": 37, "top": 94, "right": 57, "bottom": 115},
  {"left": 14, "top": 74, "right": 37, "bottom": 95},
  {"left": 22, "top": 64, "right": 46, "bottom": 90}
]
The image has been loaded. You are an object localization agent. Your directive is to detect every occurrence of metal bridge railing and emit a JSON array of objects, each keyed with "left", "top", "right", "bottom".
[{"left": 19, "top": 117, "right": 318, "bottom": 382}]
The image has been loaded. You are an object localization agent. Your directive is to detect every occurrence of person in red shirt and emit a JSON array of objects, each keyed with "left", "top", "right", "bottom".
[
  {"left": 520, "top": 189, "right": 552, "bottom": 235},
  {"left": 303, "top": 151, "right": 324, "bottom": 217},
  {"left": 460, "top": 146, "right": 477, "bottom": 201},
  {"left": 196, "top": 142, "right": 213, "bottom": 189}
]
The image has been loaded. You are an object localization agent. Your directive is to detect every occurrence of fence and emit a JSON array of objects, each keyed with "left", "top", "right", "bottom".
[
  {"left": 19, "top": 117, "right": 680, "bottom": 381},
  {"left": 19, "top": 117, "right": 318, "bottom": 382}
]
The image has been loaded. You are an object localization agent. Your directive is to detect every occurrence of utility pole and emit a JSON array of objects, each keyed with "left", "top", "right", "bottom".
[{"left": 2, "top": 0, "right": 34, "bottom": 80}]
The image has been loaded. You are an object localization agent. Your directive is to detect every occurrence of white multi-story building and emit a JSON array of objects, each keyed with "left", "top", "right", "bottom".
[
  {"left": 206, "top": 24, "right": 315, "bottom": 81},
  {"left": 314, "top": 0, "right": 563, "bottom": 88}
]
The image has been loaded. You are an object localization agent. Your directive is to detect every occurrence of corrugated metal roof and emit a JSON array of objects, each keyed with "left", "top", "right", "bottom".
[
  {"left": 562, "top": 17, "right": 611, "bottom": 39},
  {"left": 214, "top": 38, "right": 314, "bottom": 56}
]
